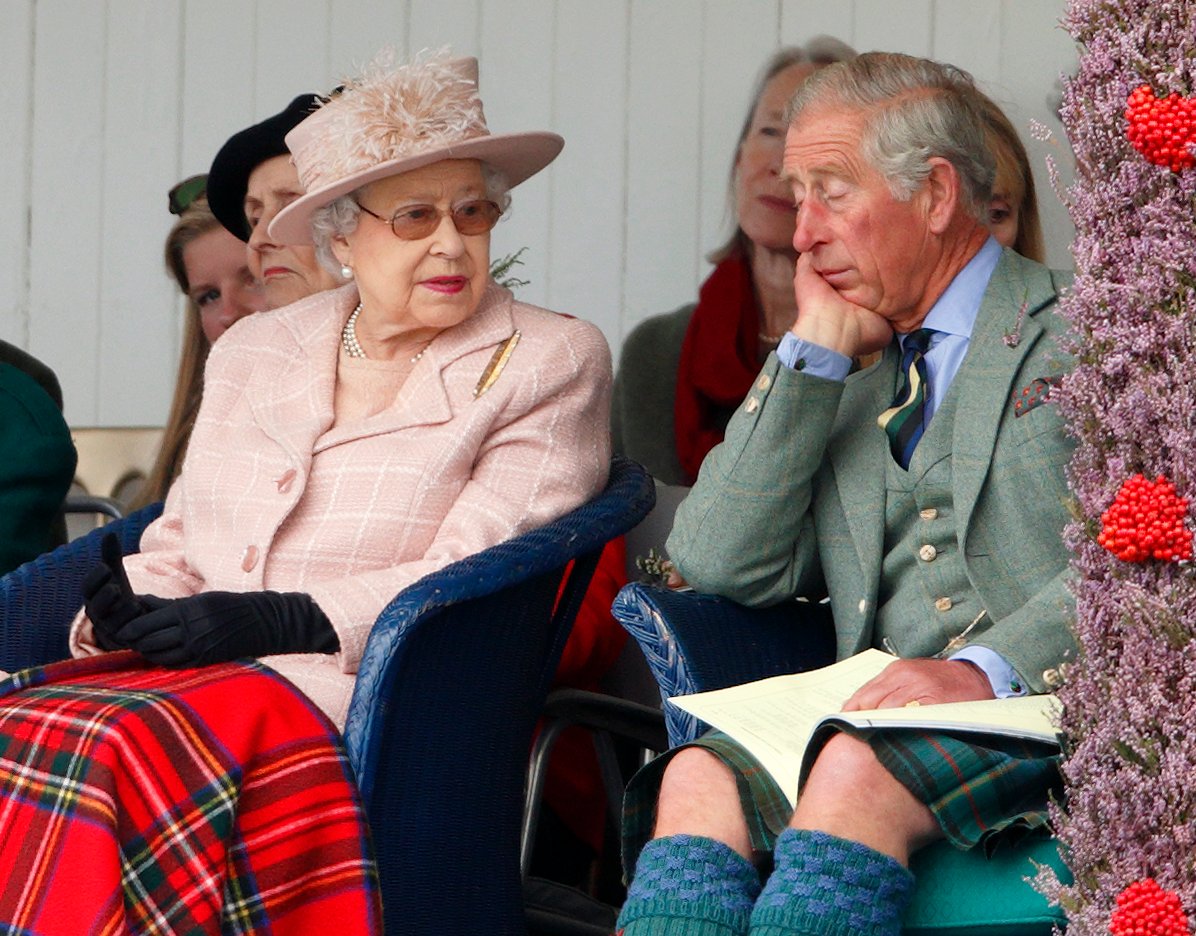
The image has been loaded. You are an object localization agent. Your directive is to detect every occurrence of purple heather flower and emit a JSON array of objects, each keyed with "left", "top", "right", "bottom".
[{"left": 1037, "top": 1, "right": 1196, "bottom": 932}]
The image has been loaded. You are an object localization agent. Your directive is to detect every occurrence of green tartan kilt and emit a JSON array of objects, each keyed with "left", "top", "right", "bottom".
[{"left": 622, "top": 726, "right": 1062, "bottom": 879}]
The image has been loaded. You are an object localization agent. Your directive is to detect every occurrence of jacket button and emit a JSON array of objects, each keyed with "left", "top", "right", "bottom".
[
  {"left": 934, "top": 596, "right": 953, "bottom": 612},
  {"left": 918, "top": 544, "right": 938, "bottom": 562},
  {"left": 241, "top": 545, "right": 259, "bottom": 572},
  {"left": 1042, "top": 668, "right": 1063, "bottom": 689},
  {"left": 920, "top": 507, "right": 938, "bottom": 520},
  {"left": 756, "top": 374, "right": 772, "bottom": 391},
  {"left": 276, "top": 469, "right": 297, "bottom": 493},
  {"left": 744, "top": 397, "right": 759, "bottom": 413}
]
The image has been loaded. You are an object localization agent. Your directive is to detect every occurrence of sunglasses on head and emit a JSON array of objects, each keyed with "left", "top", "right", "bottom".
[
  {"left": 169, "top": 174, "right": 208, "bottom": 216},
  {"left": 354, "top": 199, "right": 503, "bottom": 240}
]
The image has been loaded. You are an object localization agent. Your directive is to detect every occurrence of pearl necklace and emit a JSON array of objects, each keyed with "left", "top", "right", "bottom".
[{"left": 341, "top": 303, "right": 426, "bottom": 363}]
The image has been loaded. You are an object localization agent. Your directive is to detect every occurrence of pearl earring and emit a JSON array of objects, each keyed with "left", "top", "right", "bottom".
[{"left": 340, "top": 264, "right": 353, "bottom": 280}]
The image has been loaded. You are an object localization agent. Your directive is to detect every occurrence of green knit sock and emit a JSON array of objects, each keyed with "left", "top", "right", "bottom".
[
  {"left": 748, "top": 829, "right": 915, "bottom": 936},
  {"left": 616, "top": 834, "right": 762, "bottom": 936}
]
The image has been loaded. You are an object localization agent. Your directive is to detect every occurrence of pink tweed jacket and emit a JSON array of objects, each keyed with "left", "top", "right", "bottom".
[{"left": 71, "top": 282, "right": 612, "bottom": 726}]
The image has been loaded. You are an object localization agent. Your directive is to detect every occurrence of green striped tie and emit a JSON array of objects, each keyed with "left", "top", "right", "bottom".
[{"left": 877, "top": 328, "right": 937, "bottom": 469}]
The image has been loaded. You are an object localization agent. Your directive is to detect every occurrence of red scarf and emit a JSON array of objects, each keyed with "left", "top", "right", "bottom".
[{"left": 674, "top": 253, "right": 762, "bottom": 484}]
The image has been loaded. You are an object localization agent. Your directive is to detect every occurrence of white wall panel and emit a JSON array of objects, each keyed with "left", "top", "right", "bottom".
[
  {"left": 255, "top": 0, "right": 332, "bottom": 113},
  {"left": 0, "top": 0, "right": 34, "bottom": 347},
  {"left": 699, "top": 0, "right": 780, "bottom": 287},
  {"left": 180, "top": 0, "right": 257, "bottom": 175},
  {"left": 328, "top": 0, "right": 409, "bottom": 79},
  {"left": 852, "top": 0, "right": 933, "bottom": 57},
  {"left": 28, "top": 0, "right": 106, "bottom": 425},
  {"left": 0, "top": 0, "right": 1078, "bottom": 426},
  {"left": 408, "top": 0, "right": 480, "bottom": 58},
  {"left": 97, "top": 1, "right": 183, "bottom": 425},
  {"left": 622, "top": 0, "right": 703, "bottom": 336},
  {"left": 1000, "top": 0, "right": 1077, "bottom": 270},
  {"left": 547, "top": 0, "right": 628, "bottom": 339},
  {"left": 480, "top": 0, "right": 557, "bottom": 311},
  {"left": 933, "top": 0, "right": 1001, "bottom": 88},
  {"left": 780, "top": 0, "right": 850, "bottom": 46}
]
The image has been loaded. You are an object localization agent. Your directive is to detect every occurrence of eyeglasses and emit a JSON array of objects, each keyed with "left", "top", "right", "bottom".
[
  {"left": 168, "top": 174, "right": 208, "bottom": 216},
  {"left": 355, "top": 198, "right": 502, "bottom": 240}
]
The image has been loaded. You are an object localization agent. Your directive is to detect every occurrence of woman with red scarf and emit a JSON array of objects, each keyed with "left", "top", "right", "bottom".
[{"left": 612, "top": 38, "right": 855, "bottom": 486}]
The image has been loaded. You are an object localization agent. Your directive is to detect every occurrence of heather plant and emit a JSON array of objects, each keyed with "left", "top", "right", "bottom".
[{"left": 1036, "top": 0, "right": 1196, "bottom": 931}]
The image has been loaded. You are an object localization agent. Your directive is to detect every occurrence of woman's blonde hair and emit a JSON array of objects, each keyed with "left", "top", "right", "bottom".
[
  {"left": 973, "top": 92, "right": 1045, "bottom": 263},
  {"left": 132, "top": 198, "right": 222, "bottom": 508}
]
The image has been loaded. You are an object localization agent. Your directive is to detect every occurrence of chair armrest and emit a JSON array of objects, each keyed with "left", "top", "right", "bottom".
[
  {"left": 522, "top": 688, "right": 668, "bottom": 877},
  {"left": 62, "top": 494, "right": 125, "bottom": 521},
  {"left": 612, "top": 583, "right": 836, "bottom": 745},
  {"left": 0, "top": 502, "right": 162, "bottom": 671},
  {"left": 342, "top": 455, "right": 657, "bottom": 800},
  {"left": 541, "top": 687, "right": 668, "bottom": 752}
]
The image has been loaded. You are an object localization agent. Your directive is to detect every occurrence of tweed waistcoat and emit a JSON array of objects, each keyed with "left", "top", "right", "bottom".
[{"left": 875, "top": 375, "right": 986, "bottom": 660}]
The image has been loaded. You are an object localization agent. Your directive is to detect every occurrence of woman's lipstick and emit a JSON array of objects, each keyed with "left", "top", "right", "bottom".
[{"left": 421, "top": 276, "right": 467, "bottom": 294}]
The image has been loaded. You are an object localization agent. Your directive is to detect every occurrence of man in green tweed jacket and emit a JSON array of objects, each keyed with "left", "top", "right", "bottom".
[
  {"left": 617, "top": 52, "right": 1075, "bottom": 936},
  {"left": 0, "top": 341, "right": 76, "bottom": 576}
]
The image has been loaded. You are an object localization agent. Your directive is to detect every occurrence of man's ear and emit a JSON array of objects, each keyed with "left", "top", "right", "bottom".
[{"left": 922, "top": 157, "right": 961, "bottom": 235}]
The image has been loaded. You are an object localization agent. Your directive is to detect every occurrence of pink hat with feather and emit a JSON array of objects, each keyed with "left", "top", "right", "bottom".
[{"left": 268, "top": 52, "right": 563, "bottom": 245}]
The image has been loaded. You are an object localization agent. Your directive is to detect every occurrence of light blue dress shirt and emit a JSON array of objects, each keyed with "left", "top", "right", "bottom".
[{"left": 776, "top": 238, "right": 1025, "bottom": 697}]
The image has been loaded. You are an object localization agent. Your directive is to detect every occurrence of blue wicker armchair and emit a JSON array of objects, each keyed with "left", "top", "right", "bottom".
[
  {"left": 0, "top": 456, "right": 656, "bottom": 936},
  {"left": 612, "top": 581, "right": 1072, "bottom": 936}
]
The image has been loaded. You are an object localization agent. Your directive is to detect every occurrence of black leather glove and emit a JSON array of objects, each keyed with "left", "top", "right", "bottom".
[
  {"left": 82, "top": 533, "right": 170, "bottom": 651},
  {"left": 81, "top": 532, "right": 339, "bottom": 666},
  {"left": 109, "top": 589, "right": 341, "bottom": 667}
]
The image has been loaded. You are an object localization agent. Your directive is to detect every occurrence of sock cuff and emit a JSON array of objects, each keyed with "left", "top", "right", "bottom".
[
  {"left": 751, "top": 828, "right": 915, "bottom": 936},
  {"left": 618, "top": 834, "right": 761, "bottom": 933}
]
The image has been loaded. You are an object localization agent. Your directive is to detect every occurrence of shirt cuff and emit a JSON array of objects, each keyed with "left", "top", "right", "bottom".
[
  {"left": 776, "top": 333, "right": 852, "bottom": 381},
  {"left": 951, "top": 645, "right": 1028, "bottom": 698}
]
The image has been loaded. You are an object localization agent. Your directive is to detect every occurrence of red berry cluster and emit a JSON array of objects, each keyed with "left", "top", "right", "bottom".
[
  {"left": 1126, "top": 85, "right": 1196, "bottom": 172},
  {"left": 1098, "top": 474, "right": 1192, "bottom": 563},
  {"left": 1110, "top": 878, "right": 1191, "bottom": 936}
]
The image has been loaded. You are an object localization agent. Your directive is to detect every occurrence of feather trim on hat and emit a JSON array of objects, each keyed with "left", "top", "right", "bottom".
[{"left": 299, "top": 50, "right": 490, "bottom": 192}]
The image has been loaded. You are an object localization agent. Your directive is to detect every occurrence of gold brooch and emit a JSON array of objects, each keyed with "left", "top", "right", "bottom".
[{"left": 474, "top": 331, "right": 521, "bottom": 398}]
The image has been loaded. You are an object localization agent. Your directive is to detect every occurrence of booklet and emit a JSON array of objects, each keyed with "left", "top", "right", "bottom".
[{"left": 669, "top": 648, "right": 1062, "bottom": 808}]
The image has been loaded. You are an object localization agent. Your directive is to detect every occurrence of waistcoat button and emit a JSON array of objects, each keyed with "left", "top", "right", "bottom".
[
  {"left": 276, "top": 469, "right": 297, "bottom": 493},
  {"left": 241, "top": 545, "right": 259, "bottom": 572},
  {"left": 934, "top": 596, "right": 953, "bottom": 612},
  {"left": 918, "top": 544, "right": 938, "bottom": 562},
  {"left": 920, "top": 507, "right": 938, "bottom": 520}
]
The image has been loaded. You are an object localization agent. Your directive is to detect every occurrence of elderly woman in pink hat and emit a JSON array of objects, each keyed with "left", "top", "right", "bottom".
[
  {"left": 73, "top": 53, "right": 611, "bottom": 725},
  {"left": 0, "top": 53, "right": 609, "bottom": 934}
]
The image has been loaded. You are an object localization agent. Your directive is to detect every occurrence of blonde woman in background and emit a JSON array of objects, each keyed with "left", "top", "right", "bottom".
[
  {"left": 135, "top": 176, "right": 261, "bottom": 507},
  {"left": 975, "top": 91, "right": 1046, "bottom": 262}
]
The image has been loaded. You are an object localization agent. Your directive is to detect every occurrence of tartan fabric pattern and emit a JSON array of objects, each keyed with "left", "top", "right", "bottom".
[
  {"left": 0, "top": 653, "right": 381, "bottom": 935},
  {"left": 622, "top": 727, "right": 1060, "bottom": 876},
  {"left": 867, "top": 727, "right": 1062, "bottom": 850}
]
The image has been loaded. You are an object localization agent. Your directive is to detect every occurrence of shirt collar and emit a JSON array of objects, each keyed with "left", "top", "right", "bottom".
[{"left": 919, "top": 236, "right": 1003, "bottom": 341}]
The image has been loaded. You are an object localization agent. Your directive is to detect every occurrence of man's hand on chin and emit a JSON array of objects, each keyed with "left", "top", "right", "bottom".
[{"left": 791, "top": 253, "right": 893, "bottom": 357}]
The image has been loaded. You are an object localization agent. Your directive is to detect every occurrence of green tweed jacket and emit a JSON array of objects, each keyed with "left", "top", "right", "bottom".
[
  {"left": 667, "top": 250, "right": 1076, "bottom": 694},
  {"left": 0, "top": 350, "right": 77, "bottom": 575}
]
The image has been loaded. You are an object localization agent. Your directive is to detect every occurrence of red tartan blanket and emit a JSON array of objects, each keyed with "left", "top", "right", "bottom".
[{"left": 0, "top": 653, "right": 382, "bottom": 935}]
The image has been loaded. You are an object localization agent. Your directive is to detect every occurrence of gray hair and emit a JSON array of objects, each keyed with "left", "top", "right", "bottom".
[
  {"left": 710, "top": 36, "right": 857, "bottom": 263},
  {"left": 788, "top": 52, "right": 994, "bottom": 221},
  {"left": 310, "top": 163, "right": 513, "bottom": 274}
]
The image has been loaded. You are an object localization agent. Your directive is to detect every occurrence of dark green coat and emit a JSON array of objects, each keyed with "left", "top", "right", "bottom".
[{"left": 0, "top": 344, "right": 76, "bottom": 575}]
